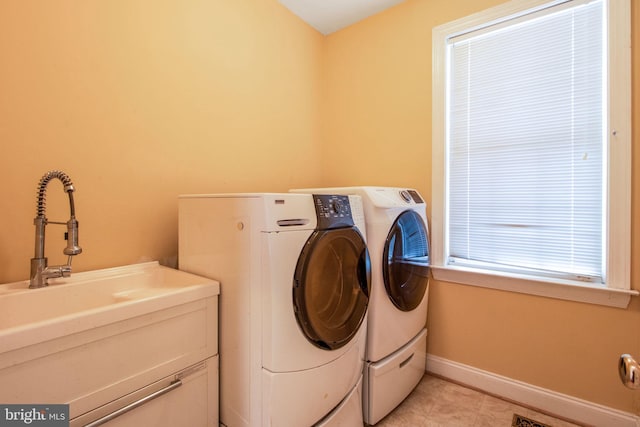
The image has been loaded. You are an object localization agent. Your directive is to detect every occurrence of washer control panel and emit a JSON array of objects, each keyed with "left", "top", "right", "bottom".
[{"left": 313, "top": 195, "right": 355, "bottom": 230}]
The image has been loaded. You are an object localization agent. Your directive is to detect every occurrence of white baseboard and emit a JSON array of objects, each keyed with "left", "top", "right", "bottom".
[{"left": 426, "top": 354, "right": 639, "bottom": 427}]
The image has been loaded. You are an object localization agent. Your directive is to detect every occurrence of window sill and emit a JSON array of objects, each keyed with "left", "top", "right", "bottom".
[{"left": 432, "top": 266, "right": 638, "bottom": 308}]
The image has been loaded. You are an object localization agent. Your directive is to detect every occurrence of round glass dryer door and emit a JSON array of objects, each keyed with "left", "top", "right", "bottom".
[
  {"left": 293, "top": 227, "right": 371, "bottom": 350},
  {"left": 383, "top": 210, "right": 430, "bottom": 311}
]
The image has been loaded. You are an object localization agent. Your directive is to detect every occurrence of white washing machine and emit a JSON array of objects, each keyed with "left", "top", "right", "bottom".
[
  {"left": 291, "top": 187, "right": 430, "bottom": 425},
  {"left": 178, "top": 193, "right": 371, "bottom": 427}
]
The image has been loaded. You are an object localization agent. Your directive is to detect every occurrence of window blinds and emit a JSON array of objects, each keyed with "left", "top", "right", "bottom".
[{"left": 446, "top": 0, "right": 605, "bottom": 282}]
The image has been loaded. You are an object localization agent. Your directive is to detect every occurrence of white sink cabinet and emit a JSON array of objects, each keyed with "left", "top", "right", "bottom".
[{"left": 0, "top": 262, "right": 220, "bottom": 427}]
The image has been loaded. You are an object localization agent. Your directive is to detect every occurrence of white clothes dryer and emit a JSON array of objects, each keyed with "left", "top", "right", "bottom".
[
  {"left": 178, "top": 193, "right": 371, "bottom": 427},
  {"left": 291, "top": 187, "right": 430, "bottom": 425}
]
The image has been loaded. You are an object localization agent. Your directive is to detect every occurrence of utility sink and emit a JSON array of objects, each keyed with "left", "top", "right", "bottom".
[
  {"left": 0, "top": 261, "right": 219, "bottom": 353},
  {"left": 0, "top": 261, "right": 219, "bottom": 419}
]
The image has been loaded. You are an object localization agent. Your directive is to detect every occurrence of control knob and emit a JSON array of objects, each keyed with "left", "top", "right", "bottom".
[
  {"left": 331, "top": 199, "right": 343, "bottom": 214},
  {"left": 400, "top": 190, "right": 412, "bottom": 203}
]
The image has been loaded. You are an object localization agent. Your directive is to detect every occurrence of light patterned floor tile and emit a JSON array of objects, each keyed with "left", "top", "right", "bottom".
[{"left": 377, "top": 374, "right": 584, "bottom": 427}]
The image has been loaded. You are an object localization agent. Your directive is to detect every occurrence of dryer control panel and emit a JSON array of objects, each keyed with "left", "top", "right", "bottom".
[
  {"left": 313, "top": 195, "right": 355, "bottom": 230},
  {"left": 399, "top": 189, "right": 424, "bottom": 204}
]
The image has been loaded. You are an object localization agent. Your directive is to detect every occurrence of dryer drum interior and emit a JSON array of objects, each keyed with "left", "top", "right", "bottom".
[
  {"left": 383, "top": 210, "right": 430, "bottom": 312},
  {"left": 293, "top": 228, "right": 371, "bottom": 351}
]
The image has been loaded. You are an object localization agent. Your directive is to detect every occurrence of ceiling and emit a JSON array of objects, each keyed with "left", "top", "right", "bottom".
[{"left": 278, "top": 0, "right": 406, "bottom": 35}]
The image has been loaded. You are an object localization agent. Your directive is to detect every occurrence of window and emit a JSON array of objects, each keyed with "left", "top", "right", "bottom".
[{"left": 431, "top": 0, "right": 633, "bottom": 307}]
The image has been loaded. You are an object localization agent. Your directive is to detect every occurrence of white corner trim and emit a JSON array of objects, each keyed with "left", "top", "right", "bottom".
[{"left": 426, "top": 354, "right": 640, "bottom": 427}]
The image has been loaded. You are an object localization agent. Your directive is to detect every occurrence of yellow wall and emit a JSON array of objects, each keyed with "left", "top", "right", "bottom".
[
  {"left": 0, "top": 0, "right": 324, "bottom": 282},
  {"left": 323, "top": 0, "right": 640, "bottom": 415},
  {"left": 1, "top": 0, "right": 638, "bottom": 417}
]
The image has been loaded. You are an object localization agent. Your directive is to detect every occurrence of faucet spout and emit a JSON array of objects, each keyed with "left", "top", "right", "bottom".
[{"left": 29, "top": 170, "right": 82, "bottom": 289}]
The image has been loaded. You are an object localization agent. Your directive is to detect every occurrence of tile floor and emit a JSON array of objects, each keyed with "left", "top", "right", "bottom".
[{"left": 377, "top": 374, "right": 583, "bottom": 427}]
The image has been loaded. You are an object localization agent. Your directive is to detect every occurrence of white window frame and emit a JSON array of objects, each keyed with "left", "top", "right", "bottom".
[{"left": 431, "top": 0, "right": 635, "bottom": 308}]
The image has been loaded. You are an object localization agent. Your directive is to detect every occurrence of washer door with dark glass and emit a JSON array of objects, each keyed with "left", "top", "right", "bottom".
[
  {"left": 383, "top": 210, "right": 430, "bottom": 312},
  {"left": 293, "top": 227, "right": 371, "bottom": 351}
]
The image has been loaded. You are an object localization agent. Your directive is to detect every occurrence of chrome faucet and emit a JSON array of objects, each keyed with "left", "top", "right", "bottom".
[{"left": 29, "top": 170, "right": 82, "bottom": 288}]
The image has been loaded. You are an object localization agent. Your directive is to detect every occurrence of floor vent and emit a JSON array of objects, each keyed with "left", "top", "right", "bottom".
[{"left": 512, "top": 413, "right": 552, "bottom": 427}]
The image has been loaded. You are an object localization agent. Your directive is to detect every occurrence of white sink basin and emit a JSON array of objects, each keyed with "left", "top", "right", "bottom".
[{"left": 0, "top": 261, "right": 219, "bottom": 353}]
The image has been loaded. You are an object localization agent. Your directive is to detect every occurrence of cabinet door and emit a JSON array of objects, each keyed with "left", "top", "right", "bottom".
[{"left": 71, "top": 356, "right": 218, "bottom": 427}]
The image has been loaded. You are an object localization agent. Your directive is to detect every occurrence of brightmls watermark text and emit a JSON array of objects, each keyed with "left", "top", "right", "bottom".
[{"left": 0, "top": 405, "right": 68, "bottom": 426}]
